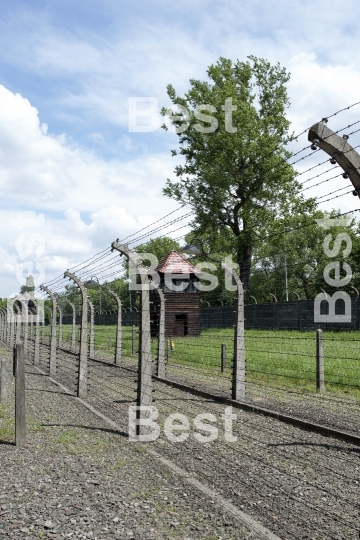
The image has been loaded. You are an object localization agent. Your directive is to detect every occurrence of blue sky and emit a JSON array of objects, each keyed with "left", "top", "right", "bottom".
[{"left": 1, "top": 0, "right": 360, "bottom": 295}]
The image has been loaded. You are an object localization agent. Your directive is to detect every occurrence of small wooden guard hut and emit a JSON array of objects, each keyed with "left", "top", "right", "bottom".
[{"left": 150, "top": 250, "right": 201, "bottom": 337}]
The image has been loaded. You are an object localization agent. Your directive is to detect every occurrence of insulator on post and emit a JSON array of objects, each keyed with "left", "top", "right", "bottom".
[
  {"left": 311, "top": 138, "right": 320, "bottom": 151},
  {"left": 342, "top": 134, "right": 349, "bottom": 140},
  {"left": 352, "top": 187, "right": 360, "bottom": 196},
  {"left": 343, "top": 169, "right": 352, "bottom": 179},
  {"left": 321, "top": 117, "right": 328, "bottom": 123},
  {"left": 330, "top": 157, "right": 337, "bottom": 165}
]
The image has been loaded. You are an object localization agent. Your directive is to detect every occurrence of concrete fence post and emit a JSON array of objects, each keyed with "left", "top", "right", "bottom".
[
  {"left": 57, "top": 305, "right": 63, "bottom": 348},
  {"left": 23, "top": 307, "right": 29, "bottom": 356},
  {"left": 132, "top": 325, "right": 136, "bottom": 356},
  {"left": 316, "top": 329, "right": 325, "bottom": 392},
  {"left": 221, "top": 343, "right": 226, "bottom": 372},
  {"left": 64, "top": 271, "right": 88, "bottom": 398},
  {"left": 0, "top": 310, "right": 5, "bottom": 343},
  {"left": 88, "top": 300, "right": 95, "bottom": 359},
  {"left": 111, "top": 240, "right": 153, "bottom": 438},
  {"left": 222, "top": 262, "right": 245, "bottom": 401},
  {"left": 34, "top": 303, "right": 43, "bottom": 366},
  {"left": 107, "top": 288, "right": 122, "bottom": 365},
  {"left": 66, "top": 300, "right": 76, "bottom": 353},
  {"left": 155, "top": 288, "right": 166, "bottom": 378},
  {"left": 13, "top": 343, "right": 26, "bottom": 447},
  {"left": 0, "top": 358, "right": 7, "bottom": 402},
  {"left": 14, "top": 305, "right": 21, "bottom": 345},
  {"left": 9, "top": 306, "right": 15, "bottom": 351},
  {"left": 40, "top": 287, "right": 57, "bottom": 376}
]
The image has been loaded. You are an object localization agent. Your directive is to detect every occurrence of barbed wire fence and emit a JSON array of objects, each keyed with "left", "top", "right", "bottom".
[{"left": 1, "top": 103, "right": 360, "bottom": 436}]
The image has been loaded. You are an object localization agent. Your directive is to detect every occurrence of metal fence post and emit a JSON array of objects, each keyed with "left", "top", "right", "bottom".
[
  {"left": 13, "top": 344, "right": 26, "bottom": 447},
  {"left": 222, "top": 262, "right": 245, "bottom": 401},
  {"left": 107, "top": 288, "right": 122, "bottom": 365},
  {"left": 156, "top": 288, "right": 165, "bottom": 378},
  {"left": 316, "top": 329, "right": 325, "bottom": 392},
  {"left": 221, "top": 343, "right": 226, "bottom": 372},
  {"left": 64, "top": 272, "right": 88, "bottom": 398},
  {"left": 0, "top": 359, "right": 7, "bottom": 402},
  {"left": 40, "top": 287, "right": 57, "bottom": 376}
]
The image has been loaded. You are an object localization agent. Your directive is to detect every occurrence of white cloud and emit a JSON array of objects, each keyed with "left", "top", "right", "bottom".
[{"left": 0, "top": 85, "right": 184, "bottom": 296}]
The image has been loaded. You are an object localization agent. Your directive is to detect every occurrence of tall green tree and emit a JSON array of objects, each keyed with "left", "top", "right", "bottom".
[
  {"left": 249, "top": 210, "right": 359, "bottom": 301},
  {"left": 161, "top": 56, "right": 315, "bottom": 298}
]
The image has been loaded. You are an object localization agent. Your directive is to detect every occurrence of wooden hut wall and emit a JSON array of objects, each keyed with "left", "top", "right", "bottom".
[{"left": 150, "top": 291, "right": 200, "bottom": 337}]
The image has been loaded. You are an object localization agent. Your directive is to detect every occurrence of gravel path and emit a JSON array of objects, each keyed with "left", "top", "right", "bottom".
[
  {"left": 0, "top": 344, "right": 264, "bottom": 540},
  {"left": 8, "top": 341, "right": 360, "bottom": 539},
  {"left": 33, "top": 343, "right": 360, "bottom": 539}
]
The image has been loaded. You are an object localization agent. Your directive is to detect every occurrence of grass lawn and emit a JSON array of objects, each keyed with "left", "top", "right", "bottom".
[{"left": 45, "top": 324, "right": 360, "bottom": 399}]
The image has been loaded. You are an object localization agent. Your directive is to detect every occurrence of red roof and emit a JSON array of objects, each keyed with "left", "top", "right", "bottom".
[{"left": 156, "top": 250, "right": 201, "bottom": 274}]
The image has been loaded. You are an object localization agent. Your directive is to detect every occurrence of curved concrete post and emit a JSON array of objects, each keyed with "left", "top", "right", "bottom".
[
  {"left": 40, "top": 285, "right": 57, "bottom": 376},
  {"left": 107, "top": 288, "right": 122, "bottom": 365},
  {"left": 291, "top": 292, "right": 300, "bottom": 301},
  {"left": 222, "top": 262, "right": 245, "bottom": 401},
  {"left": 111, "top": 240, "right": 153, "bottom": 437},
  {"left": 308, "top": 120, "right": 360, "bottom": 197},
  {"left": 0, "top": 308, "right": 7, "bottom": 345},
  {"left": 44, "top": 305, "right": 52, "bottom": 342},
  {"left": 250, "top": 296, "right": 257, "bottom": 304},
  {"left": 0, "top": 309, "right": 5, "bottom": 343},
  {"left": 64, "top": 271, "right": 88, "bottom": 398},
  {"left": 269, "top": 293, "right": 278, "bottom": 303},
  {"left": 88, "top": 300, "right": 95, "bottom": 359},
  {"left": 13, "top": 303, "right": 21, "bottom": 345},
  {"left": 66, "top": 300, "right": 76, "bottom": 353},
  {"left": 34, "top": 301, "right": 43, "bottom": 366},
  {"left": 57, "top": 305, "right": 63, "bottom": 348},
  {"left": 7, "top": 303, "right": 15, "bottom": 350},
  {"left": 154, "top": 287, "right": 165, "bottom": 379}
]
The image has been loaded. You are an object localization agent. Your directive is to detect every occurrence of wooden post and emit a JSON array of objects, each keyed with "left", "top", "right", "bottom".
[
  {"left": 166, "top": 339, "right": 171, "bottom": 362},
  {"left": 132, "top": 325, "right": 136, "bottom": 355},
  {"left": 13, "top": 344, "right": 26, "bottom": 447},
  {"left": 0, "top": 359, "right": 7, "bottom": 402},
  {"left": 316, "top": 329, "right": 325, "bottom": 392},
  {"left": 221, "top": 343, "right": 226, "bottom": 372}
]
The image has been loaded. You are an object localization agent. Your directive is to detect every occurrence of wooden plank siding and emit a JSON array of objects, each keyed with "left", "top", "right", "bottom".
[{"left": 150, "top": 291, "right": 200, "bottom": 337}]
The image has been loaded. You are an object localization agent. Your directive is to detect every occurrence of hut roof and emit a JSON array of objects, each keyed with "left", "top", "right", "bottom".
[{"left": 155, "top": 250, "right": 201, "bottom": 275}]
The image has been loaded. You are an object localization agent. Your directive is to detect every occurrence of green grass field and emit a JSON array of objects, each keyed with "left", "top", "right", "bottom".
[{"left": 46, "top": 324, "right": 360, "bottom": 399}]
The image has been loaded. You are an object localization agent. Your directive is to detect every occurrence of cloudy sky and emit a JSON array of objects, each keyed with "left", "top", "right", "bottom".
[{"left": 1, "top": 0, "right": 360, "bottom": 297}]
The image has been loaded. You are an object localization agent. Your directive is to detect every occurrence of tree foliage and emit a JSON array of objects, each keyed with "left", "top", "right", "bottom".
[{"left": 161, "top": 56, "right": 316, "bottom": 298}]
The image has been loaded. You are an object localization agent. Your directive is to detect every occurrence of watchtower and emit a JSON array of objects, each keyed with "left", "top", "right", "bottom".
[{"left": 150, "top": 250, "right": 201, "bottom": 337}]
